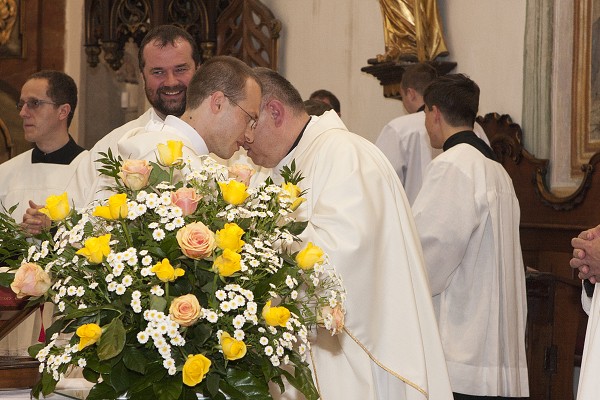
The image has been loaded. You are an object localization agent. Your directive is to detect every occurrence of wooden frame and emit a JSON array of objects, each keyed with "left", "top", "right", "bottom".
[
  {"left": 572, "top": 0, "right": 598, "bottom": 171},
  {"left": 0, "top": 0, "right": 23, "bottom": 59}
]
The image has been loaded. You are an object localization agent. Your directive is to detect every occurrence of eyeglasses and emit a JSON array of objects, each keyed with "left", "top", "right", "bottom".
[
  {"left": 226, "top": 96, "right": 258, "bottom": 130},
  {"left": 16, "top": 99, "right": 58, "bottom": 111}
]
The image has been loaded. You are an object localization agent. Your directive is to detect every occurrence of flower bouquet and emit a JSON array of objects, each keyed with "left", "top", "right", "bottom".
[{"left": 2, "top": 142, "right": 345, "bottom": 400}]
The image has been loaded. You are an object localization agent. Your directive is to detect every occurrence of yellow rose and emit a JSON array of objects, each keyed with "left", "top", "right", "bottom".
[
  {"left": 169, "top": 294, "right": 202, "bottom": 327},
  {"left": 39, "top": 192, "right": 70, "bottom": 221},
  {"left": 157, "top": 140, "right": 184, "bottom": 166},
  {"left": 218, "top": 180, "right": 249, "bottom": 205},
  {"left": 76, "top": 323, "right": 102, "bottom": 350},
  {"left": 280, "top": 182, "right": 305, "bottom": 211},
  {"left": 215, "top": 223, "right": 245, "bottom": 253},
  {"left": 220, "top": 332, "right": 247, "bottom": 360},
  {"left": 152, "top": 258, "right": 185, "bottom": 282},
  {"left": 262, "top": 300, "right": 291, "bottom": 327},
  {"left": 76, "top": 233, "right": 111, "bottom": 264},
  {"left": 213, "top": 249, "right": 241, "bottom": 277},
  {"left": 182, "top": 354, "right": 211, "bottom": 386},
  {"left": 93, "top": 193, "right": 129, "bottom": 220},
  {"left": 118, "top": 159, "right": 152, "bottom": 191},
  {"left": 10, "top": 262, "right": 51, "bottom": 299},
  {"left": 295, "top": 242, "right": 324, "bottom": 270}
]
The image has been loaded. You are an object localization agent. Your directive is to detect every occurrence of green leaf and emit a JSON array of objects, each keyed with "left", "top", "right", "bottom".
[
  {"left": 123, "top": 346, "right": 148, "bottom": 374},
  {"left": 128, "top": 361, "right": 166, "bottom": 393},
  {"left": 0, "top": 271, "right": 13, "bottom": 286},
  {"left": 109, "top": 359, "right": 138, "bottom": 393},
  {"left": 97, "top": 318, "right": 126, "bottom": 360},
  {"left": 87, "top": 381, "right": 119, "bottom": 400},
  {"left": 287, "top": 220, "right": 308, "bottom": 236},
  {"left": 153, "top": 375, "right": 183, "bottom": 400},
  {"left": 280, "top": 358, "right": 319, "bottom": 400},
  {"left": 82, "top": 366, "right": 100, "bottom": 383},
  {"left": 219, "top": 368, "right": 272, "bottom": 400},
  {"left": 148, "top": 161, "right": 171, "bottom": 186},
  {"left": 28, "top": 343, "right": 44, "bottom": 358},
  {"left": 150, "top": 293, "right": 168, "bottom": 312}
]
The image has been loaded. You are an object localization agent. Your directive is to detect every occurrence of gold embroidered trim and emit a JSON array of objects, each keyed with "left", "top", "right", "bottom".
[{"left": 343, "top": 326, "right": 429, "bottom": 399}]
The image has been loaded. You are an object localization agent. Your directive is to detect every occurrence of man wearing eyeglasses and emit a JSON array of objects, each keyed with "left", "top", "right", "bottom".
[{"left": 0, "top": 70, "right": 86, "bottom": 357}]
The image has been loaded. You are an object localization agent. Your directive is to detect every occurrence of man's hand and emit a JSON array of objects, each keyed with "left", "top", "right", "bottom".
[{"left": 21, "top": 200, "right": 51, "bottom": 235}]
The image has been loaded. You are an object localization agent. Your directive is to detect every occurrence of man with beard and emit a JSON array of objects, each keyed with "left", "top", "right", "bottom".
[{"left": 69, "top": 24, "right": 200, "bottom": 206}]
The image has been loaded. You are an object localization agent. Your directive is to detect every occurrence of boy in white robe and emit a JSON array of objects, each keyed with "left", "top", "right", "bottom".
[
  {"left": 412, "top": 74, "right": 529, "bottom": 399},
  {"left": 244, "top": 67, "right": 453, "bottom": 400},
  {"left": 376, "top": 62, "right": 489, "bottom": 205},
  {"left": 0, "top": 70, "right": 86, "bottom": 356}
]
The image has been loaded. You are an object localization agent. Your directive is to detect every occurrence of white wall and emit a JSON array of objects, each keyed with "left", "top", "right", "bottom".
[{"left": 262, "top": 0, "right": 527, "bottom": 143}]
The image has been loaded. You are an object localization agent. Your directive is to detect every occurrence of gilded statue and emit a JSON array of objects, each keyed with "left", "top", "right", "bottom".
[
  {"left": 376, "top": 0, "right": 448, "bottom": 62},
  {"left": 0, "top": 0, "right": 16, "bottom": 47}
]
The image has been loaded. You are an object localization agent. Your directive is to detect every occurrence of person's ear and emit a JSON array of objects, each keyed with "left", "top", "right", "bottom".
[
  {"left": 57, "top": 104, "right": 71, "bottom": 122},
  {"left": 406, "top": 87, "right": 418, "bottom": 101},
  {"left": 267, "top": 99, "right": 284, "bottom": 128},
  {"left": 210, "top": 91, "right": 226, "bottom": 114}
]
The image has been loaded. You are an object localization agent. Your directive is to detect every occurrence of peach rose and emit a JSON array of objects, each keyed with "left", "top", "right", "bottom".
[
  {"left": 10, "top": 262, "right": 51, "bottom": 299},
  {"left": 228, "top": 164, "right": 255, "bottom": 186},
  {"left": 169, "top": 294, "right": 202, "bottom": 327},
  {"left": 171, "top": 187, "right": 202, "bottom": 216},
  {"left": 176, "top": 222, "right": 216, "bottom": 259},
  {"left": 319, "top": 304, "right": 345, "bottom": 335},
  {"left": 118, "top": 159, "right": 152, "bottom": 191}
]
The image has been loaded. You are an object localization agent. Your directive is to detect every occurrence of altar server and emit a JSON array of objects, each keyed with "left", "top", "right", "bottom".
[{"left": 412, "top": 74, "right": 529, "bottom": 399}]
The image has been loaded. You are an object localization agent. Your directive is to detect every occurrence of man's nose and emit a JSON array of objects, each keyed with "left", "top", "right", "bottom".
[{"left": 164, "top": 70, "right": 178, "bottom": 87}]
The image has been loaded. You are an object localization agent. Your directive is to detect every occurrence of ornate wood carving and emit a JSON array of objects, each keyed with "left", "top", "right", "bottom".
[
  {"left": 216, "top": 0, "right": 280, "bottom": 69},
  {"left": 84, "top": 0, "right": 280, "bottom": 71},
  {"left": 0, "top": 117, "right": 14, "bottom": 162}
]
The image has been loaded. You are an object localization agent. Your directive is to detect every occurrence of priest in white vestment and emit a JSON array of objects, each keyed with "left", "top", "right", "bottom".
[
  {"left": 0, "top": 70, "right": 86, "bottom": 356},
  {"left": 376, "top": 63, "right": 489, "bottom": 205},
  {"left": 412, "top": 74, "right": 529, "bottom": 399},
  {"left": 244, "top": 68, "right": 453, "bottom": 400}
]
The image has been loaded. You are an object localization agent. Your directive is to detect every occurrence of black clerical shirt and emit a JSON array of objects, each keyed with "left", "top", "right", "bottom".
[{"left": 31, "top": 135, "right": 85, "bottom": 165}]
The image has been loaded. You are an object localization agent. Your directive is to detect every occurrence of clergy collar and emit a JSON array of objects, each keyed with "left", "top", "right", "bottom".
[
  {"left": 31, "top": 135, "right": 85, "bottom": 165},
  {"left": 443, "top": 130, "right": 497, "bottom": 161},
  {"left": 417, "top": 104, "right": 426, "bottom": 112},
  {"left": 285, "top": 116, "right": 312, "bottom": 156}
]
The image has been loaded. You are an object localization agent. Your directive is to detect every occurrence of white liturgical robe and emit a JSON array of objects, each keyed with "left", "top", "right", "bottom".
[
  {"left": 577, "top": 286, "right": 600, "bottom": 399},
  {"left": 272, "top": 111, "right": 452, "bottom": 400},
  {"left": 0, "top": 149, "right": 87, "bottom": 356},
  {"left": 412, "top": 143, "right": 529, "bottom": 397},
  {"left": 67, "top": 108, "right": 162, "bottom": 207},
  {"left": 376, "top": 111, "right": 488, "bottom": 205}
]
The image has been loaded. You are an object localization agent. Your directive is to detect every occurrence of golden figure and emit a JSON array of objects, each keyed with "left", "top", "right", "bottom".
[
  {"left": 0, "top": 0, "right": 17, "bottom": 47},
  {"left": 377, "top": 0, "right": 448, "bottom": 62}
]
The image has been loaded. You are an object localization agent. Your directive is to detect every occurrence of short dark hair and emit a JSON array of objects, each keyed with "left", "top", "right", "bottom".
[
  {"left": 401, "top": 63, "right": 438, "bottom": 95},
  {"left": 138, "top": 25, "right": 201, "bottom": 71},
  {"left": 309, "top": 89, "right": 340, "bottom": 114},
  {"left": 186, "top": 56, "right": 261, "bottom": 109},
  {"left": 304, "top": 99, "right": 333, "bottom": 116},
  {"left": 29, "top": 70, "right": 77, "bottom": 127},
  {"left": 255, "top": 67, "right": 305, "bottom": 114},
  {"left": 423, "top": 73, "right": 479, "bottom": 128}
]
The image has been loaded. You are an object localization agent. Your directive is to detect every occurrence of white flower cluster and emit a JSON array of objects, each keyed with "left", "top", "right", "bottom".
[
  {"left": 130, "top": 191, "right": 186, "bottom": 241},
  {"left": 36, "top": 333, "right": 79, "bottom": 381},
  {"left": 137, "top": 310, "right": 185, "bottom": 375}
]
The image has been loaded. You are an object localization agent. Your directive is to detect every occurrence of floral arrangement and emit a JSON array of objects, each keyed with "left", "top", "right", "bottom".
[{"left": 0, "top": 142, "right": 345, "bottom": 400}]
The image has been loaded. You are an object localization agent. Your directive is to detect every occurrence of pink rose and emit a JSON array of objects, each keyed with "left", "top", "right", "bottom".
[
  {"left": 118, "top": 160, "right": 152, "bottom": 191},
  {"left": 10, "top": 263, "right": 51, "bottom": 299},
  {"left": 169, "top": 294, "right": 203, "bottom": 326},
  {"left": 319, "top": 304, "right": 345, "bottom": 335},
  {"left": 176, "top": 222, "right": 216, "bottom": 259},
  {"left": 228, "top": 164, "right": 255, "bottom": 186},
  {"left": 171, "top": 187, "right": 202, "bottom": 216}
]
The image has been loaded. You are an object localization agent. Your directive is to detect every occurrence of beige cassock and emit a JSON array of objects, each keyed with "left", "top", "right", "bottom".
[
  {"left": 0, "top": 149, "right": 87, "bottom": 356},
  {"left": 271, "top": 110, "right": 452, "bottom": 399}
]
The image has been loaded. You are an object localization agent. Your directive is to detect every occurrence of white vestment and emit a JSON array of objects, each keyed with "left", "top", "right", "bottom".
[
  {"left": 272, "top": 111, "right": 452, "bottom": 400},
  {"left": 577, "top": 285, "right": 600, "bottom": 399},
  {"left": 376, "top": 111, "right": 488, "bottom": 204},
  {"left": 0, "top": 149, "right": 88, "bottom": 356},
  {"left": 66, "top": 108, "right": 162, "bottom": 207},
  {"left": 412, "top": 143, "right": 529, "bottom": 397}
]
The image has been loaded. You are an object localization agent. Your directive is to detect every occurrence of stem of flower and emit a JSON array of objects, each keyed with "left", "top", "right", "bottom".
[{"left": 120, "top": 219, "right": 133, "bottom": 248}]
